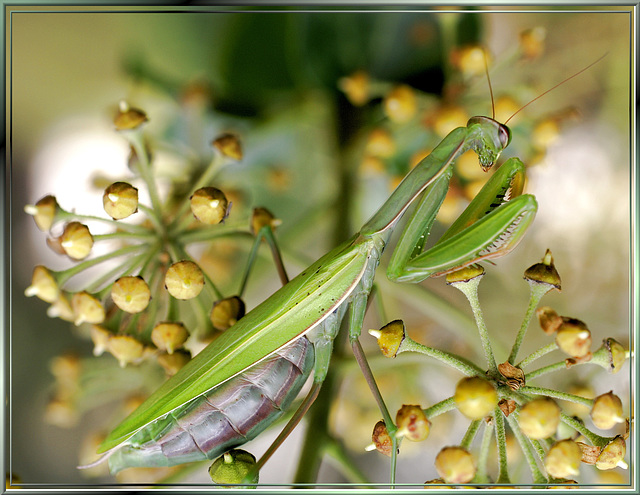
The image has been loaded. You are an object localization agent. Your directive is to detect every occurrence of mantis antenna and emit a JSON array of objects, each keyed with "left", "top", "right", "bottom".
[
  {"left": 483, "top": 48, "right": 496, "bottom": 120},
  {"left": 504, "top": 52, "right": 608, "bottom": 125}
]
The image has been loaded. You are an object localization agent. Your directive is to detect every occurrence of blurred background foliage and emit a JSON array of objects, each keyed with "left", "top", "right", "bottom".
[{"left": 10, "top": 6, "right": 631, "bottom": 486}]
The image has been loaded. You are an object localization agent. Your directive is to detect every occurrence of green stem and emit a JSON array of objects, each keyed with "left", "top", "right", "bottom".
[
  {"left": 460, "top": 420, "right": 481, "bottom": 450},
  {"left": 398, "top": 338, "right": 484, "bottom": 376},
  {"left": 423, "top": 397, "right": 457, "bottom": 419},
  {"left": 137, "top": 203, "right": 166, "bottom": 235},
  {"left": 92, "top": 231, "right": 155, "bottom": 242},
  {"left": 473, "top": 421, "right": 493, "bottom": 484},
  {"left": 517, "top": 342, "right": 558, "bottom": 369},
  {"left": 493, "top": 406, "right": 511, "bottom": 484},
  {"left": 83, "top": 249, "right": 149, "bottom": 293},
  {"left": 506, "top": 414, "right": 547, "bottom": 484},
  {"left": 171, "top": 241, "right": 223, "bottom": 300},
  {"left": 176, "top": 224, "right": 251, "bottom": 245},
  {"left": 57, "top": 208, "right": 150, "bottom": 234},
  {"left": 127, "top": 130, "right": 165, "bottom": 223},
  {"left": 519, "top": 386, "right": 594, "bottom": 408},
  {"left": 323, "top": 438, "right": 370, "bottom": 485},
  {"left": 508, "top": 283, "right": 549, "bottom": 365},
  {"left": 559, "top": 413, "right": 611, "bottom": 447}
]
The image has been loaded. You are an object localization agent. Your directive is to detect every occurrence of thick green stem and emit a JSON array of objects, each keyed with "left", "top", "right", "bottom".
[
  {"left": 57, "top": 208, "right": 151, "bottom": 234},
  {"left": 506, "top": 414, "right": 548, "bottom": 484},
  {"left": 517, "top": 342, "right": 558, "bottom": 369},
  {"left": 460, "top": 419, "right": 481, "bottom": 450},
  {"left": 508, "top": 283, "right": 549, "bottom": 365},
  {"left": 176, "top": 224, "right": 251, "bottom": 245},
  {"left": 493, "top": 406, "right": 511, "bottom": 484},
  {"left": 560, "top": 413, "right": 611, "bottom": 447},
  {"left": 397, "top": 337, "right": 484, "bottom": 376},
  {"left": 520, "top": 386, "right": 594, "bottom": 408},
  {"left": 423, "top": 397, "right": 457, "bottom": 419},
  {"left": 126, "top": 130, "right": 165, "bottom": 224},
  {"left": 473, "top": 421, "right": 493, "bottom": 484}
]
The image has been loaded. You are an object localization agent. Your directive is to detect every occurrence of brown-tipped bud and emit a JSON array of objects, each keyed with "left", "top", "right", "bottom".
[
  {"left": 90, "top": 325, "right": 112, "bottom": 356},
  {"left": 446, "top": 264, "right": 485, "bottom": 285},
  {"left": 157, "top": 350, "right": 191, "bottom": 376},
  {"left": 151, "top": 322, "right": 189, "bottom": 354},
  {"left": 595, "top": 436, "right": 627, "bottom": 470},
  {"left": 190, "top": 187, "right": 229, "bottom": 225},
  {"left": 537, "top": 306, "right": 563, "bottom": 335},
  {"left": 337, "top": 70, "right": 370, "bottom": 107},
  {"left": 518, "top": 397, "right": 561, "bottom": 439},
  {"left": 555, "top": 318, "right": 591, "bottom": 358},
  {"left": 601, "top": 338, "right": 627, "bottom": 374},
  {"left": 24, "top": 195, "right": 58, "bottom": 231},
  {"left": 165, "top": 260, "right": 204, "bottom": 300},
  {"left": 395, "top": 405, "right": 430, "bottom": 442},
  {"left": 434, "top": 446, "right": 476, "bottom": 484},
  {"left": 370, "top": 420, "right": 393, "bottom": 457},
  {"left": 107, "top": 335, "right": 144, "bottom": 368},
  {"left": 544, "top": 439, "right": 582, "bottom": 479},
  {"left": 60, "top": 222, "right": 94, "bottom": 260},
  {"left": 111, "top": 276, "right": 151, "bottom": 314},
  {"left": 103, "top": 182, "right": 138, "bottom": 220},
  {"left": 590, "top": 392, "right": 625, "bottom": 430},
  {"left": 210, "top": 296, "right": 246, "bottom": 331},
  {"left": 383, "top": 84, "right": 417, "bottom": 124},
  {"left": 212, "top": 133, "right": 243, "bottom": 161},
  {"left": 369, "top": 320, "right": 405, "bottom": 358},
  {"left": 71, "top": 291, "right": 105, "bottom": 326},
  {"left": 209, "top": 449, "right": 258, "bottom": 486},
  {"left": 454, "top": 376, "right": 498, "bottom": 420},
  {"left": 365, "top": 128, "right": 395, "bottom": 158},
  {"left": 523, "top": 249, "right": 561, "bottom": 291},
  {"left": 250, "top": 207, "right": 281, "bottom": 236},
  {"left": 114, "top": 102, "right": 148, "bottom": 130},
  {"left": 25, "top": 265, "right": 59, "bottom": 303}
]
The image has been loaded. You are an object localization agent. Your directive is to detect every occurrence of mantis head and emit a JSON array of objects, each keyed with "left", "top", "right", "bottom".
[{"left": 466, "top": 116, "right": 511, "bottom": 172}]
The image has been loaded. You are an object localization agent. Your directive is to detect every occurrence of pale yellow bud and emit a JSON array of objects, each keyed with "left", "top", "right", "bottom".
[
  {"left": 111, "top": 276, "right": 151, "bottom": 313},
  {"left": 165, "top": 260, "right": 204, "bottom": 300},
  {"left": 60, "top": 222, "right": 94, "bottom": 260},
  {"left": 25, "top": 265, "right": 59, "bottom": 303},
  {"left": 71, "top": 292, "right": 105, "bottom": 326},
  {"left": 151, "top": 322, "right": 189, "bottom": 354}
]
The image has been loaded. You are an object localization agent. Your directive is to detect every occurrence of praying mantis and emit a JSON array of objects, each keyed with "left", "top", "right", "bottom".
[{"left": 81, "top": 55, "right": 603, "bottom": 481}]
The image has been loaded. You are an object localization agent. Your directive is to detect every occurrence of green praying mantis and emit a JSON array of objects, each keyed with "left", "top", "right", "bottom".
[{"left": 80, "top": 55, "right": 603, "bottom": 482}]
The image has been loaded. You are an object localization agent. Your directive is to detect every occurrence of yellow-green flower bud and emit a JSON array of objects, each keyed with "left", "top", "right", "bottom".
[
  {"left": 151, "top": 322, "right": 189, "bottom": 354},
  {"left": 107, "top": 335, "right": 144, "bottom": 368},
  {"left": 111, "top": 276, "right": 151, "bottom": 314},
  {"left": 590, "top": 392, "right": 625, "bottom": 430},
  {"left": 395, "top": 405, "right": 430, "bottom": 442},
  {"left": 370, "top": 420, "right": 392, "bottom": 457},
  {"left": 523, "top": 249, "right": 561, "bottom": 292},
  {"left": 60, "top": 222, "right": 94, "bottom": 260},
  {"left": 24, "top": 195, "right": 58, "bottom": 231},
  {"left": 165, "top": 260, "right": 204, "bottom": 300},
  {"left": 209, "top": 450, "right": 258, "bottom": 486},
  {"left": 454, "top": 376, "right": 498, "bottom": 420},
  {"left": 337, "top": 70, "right": 370, "bottom": 107},
  {"left": 424, "top": 478, "right": 455, "bottom": 489},
  {"left": 445, "top": 264, "right": 485, "bottom": 284},
  {"left": 435, "top": 446, "right": 476, "bottom": 484},
  {"left": 210, "top": 296, "right": 245, "bottom": 331},
  {"left": 71, "top": 291, "right": 105, "bottom": 326},
  {"left": 90, "top": 325, "right": 112, "bottom": 356},
  {"left": 24, "top": 265, "right": 59, "bottom": 303},
  {"left": 190, "top": 187, "right": 229, "bottom": 225},
  {"left": 212, "top": 133, "right": 243, "bottom": 161},
  {"left": 114, "top": 102, "right": 148, "bottom": 130},
  {"left": 47, "top": 295, "right": 75, "bottom": 322},
  {"left": 250, "top": 207, "right": 282, "bottom": 236},
  {"left": 365, "top": 128, "right": 395, "bottom": 158},
  {"left": 518, "top": 397, "right": 560, "bottom": 439},
  {"left": 383, "top": 84, "right": 417, "bottom": 123},
  {"left": 595, "top": 436, "right": 627, "bottom": 470},
  {"left": 603, "top": 338, "right": 627, "bottom": 373},
  {"left": 157, "top": 350, "right": 191, "bottom": 376},
  {"left": 536, "top": 306, "right": 563, "bottom": 335},
  {"left": 369, "top": 320, "right": 405, "bottom": 358},
  {"left": 555, "top": 318, "right": 591, "bottom": 358},
  {"left": 44, "top": 396, "right": 78, "bottom": 428},
  {"left": 103, "top": 182, "right": 138, "bottom": 219},
  {"left": 544, "top": 439, "right": 582, "bottom": 478}
]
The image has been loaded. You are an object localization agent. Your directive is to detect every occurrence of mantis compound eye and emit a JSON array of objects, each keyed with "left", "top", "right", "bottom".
[{"left": 498, "top": 124, "right": 511, "bottom": 149}]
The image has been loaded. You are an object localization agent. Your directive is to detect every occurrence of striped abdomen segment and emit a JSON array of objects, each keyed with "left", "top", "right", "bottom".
[{"left": 107, "top": 336, "right": 314, "bottom": 473}]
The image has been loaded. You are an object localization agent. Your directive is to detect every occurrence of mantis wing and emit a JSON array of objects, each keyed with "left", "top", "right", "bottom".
[{"left": 98, "top": 234, "right": 372, "bottom": 453}]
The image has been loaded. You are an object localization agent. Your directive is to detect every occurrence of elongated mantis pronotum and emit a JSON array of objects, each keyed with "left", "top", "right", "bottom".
[{"left": 80, "top": 55, "right": 603, "bottom": 482}]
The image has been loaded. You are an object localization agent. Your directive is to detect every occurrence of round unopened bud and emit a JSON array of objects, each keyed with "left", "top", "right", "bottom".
[
  {"left": 24, "top": 195, "right": 58, "bottom": 231},
  {"left": 71, "top": 291, "right": 105, "bottom": 326},
  {"left": 47, "top": 294, "right": 75, "bottom": 322},
  {"left": 435, "top": 446, "right": 476, "bottom": 484},
  {"left": 114, "top": 102, "right": 147, "bottom": 130},
  {"left": 590, "top": 392, "right": 625, "bottom": 430},
  {"left": 603, "top": 338, "right": 627, "bottom": 373},
  {"left": 165, "top": 260, "right": 204, "bottom": 300},
  {"left": 596, "top": 436, "right": 627, "bottom": 470},
  {"left": 369, "top": 320, "right": 405, "bottom": 358},
  {"left": 454, "top": 376, "right": 498, "bottom": 420},
  {"left": 157, "top": 350, "right": 191, "bottom": 376},
  {"left": 383, "top": 85, "right": 417, "bottom": 123},
  {"left": 555, "top": 318, "right": 591, "bottom": 358},
  {"left": 337, "top": 70, "right": 370, "bottom": 106},
  {"left": 209, "top": 449, "right": 258, "bottom": 486},
  {"left": 395, "top": 405, "right": 430, "bottom": 442},
  {"left": 544, "top": 439, "right": 582, "bottom": 478},
  {"left": 108, "top": 335, "right": 144, "bottom": 368},
  {"left": 210, "top": 297, "right": 246, "bottom": 331},
  {"left": 60, "top": 222, "right": 94, "bottom": 260},
  {"left": 518, "top": 397, "right": 560, "bottom": 439},
  {"left": 446, "top": 264, "right": 485, "bottom": 284},
  {"left": 370, "top": 420, "right": 392, "bottom": 457},
  {"left": 111, "top": 276, "right": 151, "bottom": 313},
  {"left": 537, "top": 306, "right": 563, "bottom": 335},
  {"left": 523, "top": 249, "right": 561, "bottom": 291},
  {"left": 519, "top": 26, "right": 546, "bottom": 59},
  {"left": 103, "top": 182, "right": 138, "bottom": 219},
  {"left": 432, "top": 105, "right": 468, "bottom": 138},
  {"left": 25, "top": 265, "right": 59, "bottom": 303},
  {"left": 151, "top": 322, "right": 189, "bottom": 354},
  {"left": 250, "top": 207, "right": 281, "bottom": 236},
  {"left": 212, "top": 133, "right": 243, "bottom": 161},
  {"left": 455, "top": 45, "right": 487, "bottom": 78},
  {"left": 365, "top": 128, "right": 395, "bottom": 158},
  {"left": 90, "top": 325, "right": 112, "bottom": 356},
  {"left": 190, "top": 187, "right": 229, "bottom": 225}
]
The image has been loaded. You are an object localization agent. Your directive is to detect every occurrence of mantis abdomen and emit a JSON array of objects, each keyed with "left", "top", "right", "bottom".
[{"left": 105, "top": 337, "right": 315, "bottom": 473}]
